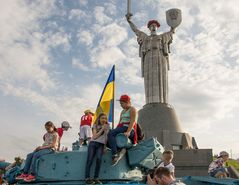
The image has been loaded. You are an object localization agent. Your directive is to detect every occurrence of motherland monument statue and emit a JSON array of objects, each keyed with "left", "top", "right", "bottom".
[
  {"left": 126, "top": 7, "right": 181, "bottom": 104},
  {"left": 126, "top": 0, "right": 198, "bottom": 150}
]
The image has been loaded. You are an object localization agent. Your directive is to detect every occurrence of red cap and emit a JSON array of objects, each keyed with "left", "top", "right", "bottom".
[
  {"left": 147, "top": 20, "right": 160, "bottom": 28},
  {"left": 118, "top": 94, "right": 131, "bottom": 103}
]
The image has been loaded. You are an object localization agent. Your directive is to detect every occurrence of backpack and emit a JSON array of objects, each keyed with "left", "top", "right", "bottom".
[
  {"left": 3, "top": 166, "right": 21, "bottom": 184},
  {"left": 136, "top": 123, "right": 145, "bottom": 141}
]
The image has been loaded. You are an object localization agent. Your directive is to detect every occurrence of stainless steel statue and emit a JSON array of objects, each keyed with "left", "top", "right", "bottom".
[{"left": 126, "top": 0, "right": 181, "bottom": 104}]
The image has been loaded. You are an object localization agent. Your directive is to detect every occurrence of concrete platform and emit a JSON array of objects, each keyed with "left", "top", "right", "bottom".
[
  {"left": 137, "top": 103, "right": 213, "bottom": 177},
  {"left": 173, "top": 149, "right": 212, "bottom": 177}
]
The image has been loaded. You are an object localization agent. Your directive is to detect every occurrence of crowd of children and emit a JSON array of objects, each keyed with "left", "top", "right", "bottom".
[
  {"left": 10, "top": 94, "right": 136, "bottom": 184},
  {"left": 2, "top": 94, "right": 230, "bottom": 184}
]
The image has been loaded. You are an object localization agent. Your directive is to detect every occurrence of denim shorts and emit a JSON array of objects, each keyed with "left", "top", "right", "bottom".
[{"left": 209, "top": 167, "right": 226, "bottom": 177}]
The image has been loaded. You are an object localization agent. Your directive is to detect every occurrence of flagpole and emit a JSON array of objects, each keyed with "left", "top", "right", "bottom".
[{"left": 112, "top": 65, "right": 115, "bottom": 129}]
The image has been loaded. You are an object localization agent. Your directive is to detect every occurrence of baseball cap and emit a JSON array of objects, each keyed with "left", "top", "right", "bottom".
[
  {"left": 219, "top": 151, "right": 229, "bottom": 157},
  {"left": 117, "top": 94, "right": 131, "bottom": 103},
  {"left": 84, "top": 109, "right": 94, "bottom": 115},
  {"left": 61, "top": 121, "right": 72, "bottom": 128}
]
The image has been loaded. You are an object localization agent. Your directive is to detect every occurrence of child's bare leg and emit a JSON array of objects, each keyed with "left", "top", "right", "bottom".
[
  {"left": 79, "top": 139, "right": 84, "bottom": 146},
  {"left": 223, "top": 172, "right": 227, "bottom": 178},
  {"left": 215, "top": 172, "right": 224, "bottom": 178}
]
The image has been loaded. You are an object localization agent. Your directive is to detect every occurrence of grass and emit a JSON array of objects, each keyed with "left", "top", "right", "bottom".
[
  {"left": 213, "top": 156, "right": 239, "bottom": 172},
  {"left": 226, "top": 159, "right": 239, "bottom": 172}
]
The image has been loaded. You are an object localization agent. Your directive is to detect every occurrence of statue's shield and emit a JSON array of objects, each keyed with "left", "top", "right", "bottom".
[{"left": 166, "top": 8, "right": 182, "bottom": 28}]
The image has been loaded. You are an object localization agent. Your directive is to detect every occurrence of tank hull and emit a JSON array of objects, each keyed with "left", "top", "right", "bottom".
[
  {"left": 14, "top": 138, "right": 163, "bottom": 184},
  {"left": 17, "top": 177, "right": 239, "bottom": 185}
]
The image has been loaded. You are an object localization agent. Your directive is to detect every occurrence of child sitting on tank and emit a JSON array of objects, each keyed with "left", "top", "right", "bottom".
[
  {"left": 145, "top": 150, "right": 175, "bottom": 183},
  {"left": 158, "top": 150, "right": 175, "bottom": 177},
  {"left": 108, "top": 95, "right": 137, "bottom": 166},
  {"left": 208, "top": 151, "right": 229, "bottom": 178},
  {"left": 15, "top": 121, "right": 59, "bottom": 182},
  {"left": 85, "top": 113, "right": 110, "bottom": 185}
]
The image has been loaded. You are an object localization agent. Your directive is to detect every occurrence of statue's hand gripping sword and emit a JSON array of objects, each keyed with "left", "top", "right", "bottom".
[{"left": 126, "top": 0, "right": 133, "bottom": 20}]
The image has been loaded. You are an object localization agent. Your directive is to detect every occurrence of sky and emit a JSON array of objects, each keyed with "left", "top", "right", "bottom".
[{"left": 0, "top": 0, "right": 239, "bottom": 162}]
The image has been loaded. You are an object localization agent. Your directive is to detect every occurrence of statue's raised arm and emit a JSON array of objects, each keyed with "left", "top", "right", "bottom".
[
  {"left": 125, "top": 14, "right": 144, "bottom": 36},
  {"left": 125, "top": 14, "right": 147, "bottom": 60},
  {"left": 125, "top": 0, "right": 145, "bottom": 36}
]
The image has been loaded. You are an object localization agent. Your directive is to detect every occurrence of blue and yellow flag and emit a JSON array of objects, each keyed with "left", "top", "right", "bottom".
[{"left": 93, "top": 65, "right": 115, "bottom": 127}]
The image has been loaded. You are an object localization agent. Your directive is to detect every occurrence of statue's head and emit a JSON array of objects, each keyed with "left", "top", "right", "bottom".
[{"left": 147, "top": 20, "right": 160, "bottom": 33}]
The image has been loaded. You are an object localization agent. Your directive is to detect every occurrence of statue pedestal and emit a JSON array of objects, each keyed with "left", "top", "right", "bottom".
[
  {"left": 138, "top": 103, "right": 197, "bottom": 150},
  {"left": 138, "top": 103, "right": 213, "bottom": 177}
]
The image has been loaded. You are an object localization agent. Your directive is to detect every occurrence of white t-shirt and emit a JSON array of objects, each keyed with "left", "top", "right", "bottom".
[
  {"left": 158, "top": 162, "right": 175, "bottom": 173},
  {"left": 92, "top": 124, "right": 109, "bottom": 144},
  {"left": 42, "top": 132, "right": 59, "bottom": 151}
]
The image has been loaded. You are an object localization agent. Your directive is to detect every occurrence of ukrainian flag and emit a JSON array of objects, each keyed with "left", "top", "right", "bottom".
[{"left": 93, "top": 65, "right": 115, "bottom": 127}]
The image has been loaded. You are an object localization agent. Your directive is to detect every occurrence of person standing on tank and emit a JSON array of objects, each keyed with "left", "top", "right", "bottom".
[
  {"left": 79, "top": 110, "right": 94, "bottom": 146},
  {"left": 85, "top": 113, "right": 110, "bottom": 185}
]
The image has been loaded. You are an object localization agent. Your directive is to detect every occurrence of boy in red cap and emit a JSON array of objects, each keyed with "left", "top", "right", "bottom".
[
  {"left": 108, "top": 94, "right": 137, "bottom": 166},
  {"left": 57, "top": 121, "right": 71, "bottom": 150}
]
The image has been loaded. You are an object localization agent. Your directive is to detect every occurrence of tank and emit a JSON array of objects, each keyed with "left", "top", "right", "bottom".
[
  {"left": 2, "top": 135, "right": 239, "bottom": 185},
  {"left": 2, "top": 136, "right": 164, "bottom": 184}
]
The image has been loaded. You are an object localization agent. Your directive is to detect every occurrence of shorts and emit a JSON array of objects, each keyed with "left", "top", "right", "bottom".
[
  {"left": 79, "top": 125, "right": 92, "bottom": 139},
  {"left": 209, "top": 167, "right": 227, "bottom": 177}
]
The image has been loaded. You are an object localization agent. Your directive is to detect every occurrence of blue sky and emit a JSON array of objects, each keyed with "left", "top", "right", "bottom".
[{"left": 1, "top": 0, "right": 239, "bottom": 161}]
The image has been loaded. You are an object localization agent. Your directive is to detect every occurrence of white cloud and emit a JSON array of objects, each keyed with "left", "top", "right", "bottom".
[
  {"left": 72, "top": 58, "right": 90, "bottom": 71},
  {"left": 77, "top": 30, "right": 94, "bottom": 46},
  {"left": 69, "top": 9, "right": 87, "bottom": 20},
  {"left": 134, "top": 11, "right": 149, "bottom": 23},
  {"left": 0, "top": 0, "right": 59, "bottom": 91},
  {"left": 130, "top": 92, "right": 145, "bottom": 109},
  {"left": 116, "top": 57, "right": 143, "bottom": 85},
  {"left": 91, "top": 47, "right": 126, "bottom": 68},
  {"left": 98, "top": 23, "right": 128, "bottom": 47},
  {"left": 89, "top": 22, "right": 128, "bottom": 68},
  {"left": 44, "top": 31, "right": 71, "bottom": 52},
  {"left": 104, "top": 2, "right": 117, "bottom": 16},
  {"left": 122, "top": 37, "right": 138, "bottom": 58},
  {"left": 0, "top": 1, "right": 56, "bottom": 43},
  {"left": 94, "top": 6, "right": 112, "bottom": 25},
  {"left": 79, "top": 0, "right": 88, "bottom": 7}
]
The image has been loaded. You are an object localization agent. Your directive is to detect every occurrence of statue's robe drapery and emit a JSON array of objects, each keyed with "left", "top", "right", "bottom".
[{"left": 129, "top": 21, "right": 173, "bottom": 104}]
